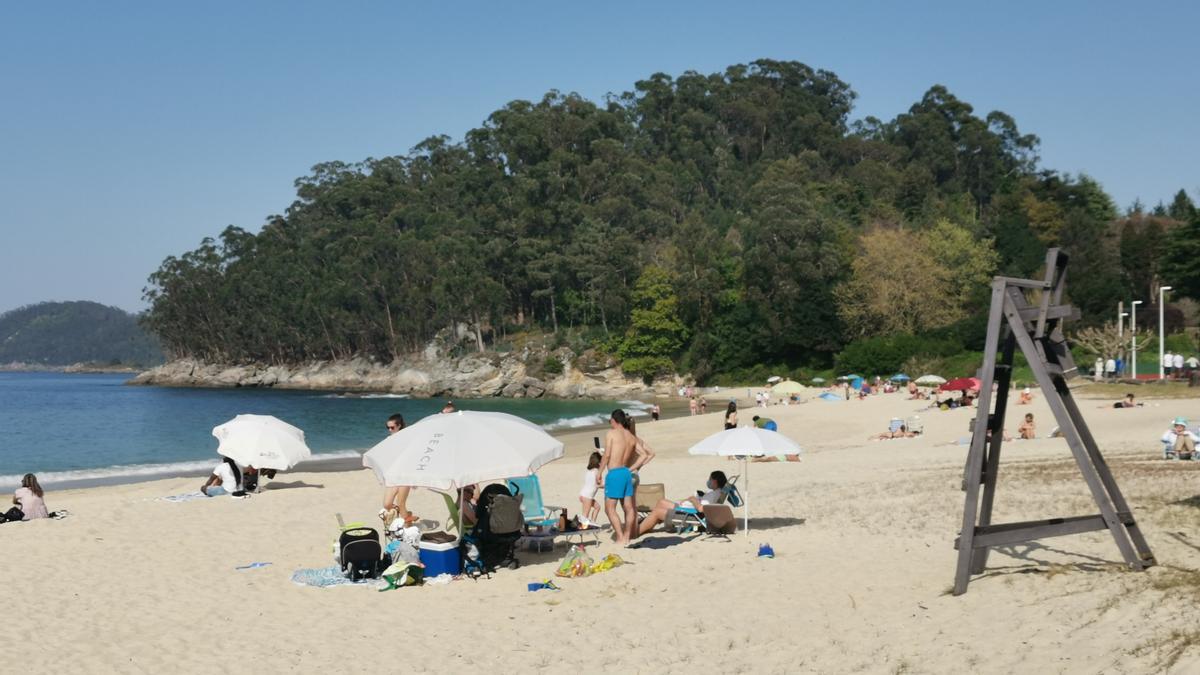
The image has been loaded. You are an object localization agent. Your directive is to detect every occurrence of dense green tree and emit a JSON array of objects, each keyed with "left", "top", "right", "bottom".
[
  {"left": 1160, "top": 211, "right": 1200, "bottom": 300},
  {"left": 616, "top": 266, "right": 688, "bottom": 380},
  {"left": 141, "top": 59, "right": 1145, "bottom": 382}
]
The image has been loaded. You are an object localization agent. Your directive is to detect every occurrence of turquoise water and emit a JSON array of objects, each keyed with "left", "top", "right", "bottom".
[{"left": 0, "top": 372, "right": 647, "bottom": 488}]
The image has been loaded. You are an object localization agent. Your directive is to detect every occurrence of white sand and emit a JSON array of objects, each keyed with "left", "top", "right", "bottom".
[{"left": 6, "top": 388, "right": 1200, "bottom": 673}]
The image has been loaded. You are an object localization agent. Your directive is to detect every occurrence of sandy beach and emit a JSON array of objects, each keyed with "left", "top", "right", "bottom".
[{"left": 6, "top": 387, "right": 1200, "bottom": 673}]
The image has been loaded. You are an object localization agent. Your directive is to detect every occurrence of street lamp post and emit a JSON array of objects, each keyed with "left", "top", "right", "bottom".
[
  {"left": 1131, "top": 300, "right": 1143, "bottom": 379},
  {"left": 1160, "top": 286, "right": 1173, "bottom": 379}
]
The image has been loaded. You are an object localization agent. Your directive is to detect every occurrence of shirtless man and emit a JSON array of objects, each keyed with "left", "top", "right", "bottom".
[{"left": 597, "top": 409, "right": 640, "bottom": 546}]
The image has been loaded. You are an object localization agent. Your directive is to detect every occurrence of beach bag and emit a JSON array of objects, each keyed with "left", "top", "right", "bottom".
[
  {"left": 338, "top": 527, "right": 383, "bottom": 580},
  {"left": 555, "top": 545, "right": 593, "bottom": 578},
  {"left": 487, "top": 494, "right": 524, "bottom": 536},
  {"left": 1, "top": 507, "right": 23, "bottom": 523},
  {"left": 380, "top": 561, "right": 424, "bottom": 590},
  {"left": 590, "top": 553, "right": 624, "bottom": 574}
]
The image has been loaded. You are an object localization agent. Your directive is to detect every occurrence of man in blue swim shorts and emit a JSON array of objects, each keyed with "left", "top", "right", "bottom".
[{"left": 598, "top": 409, "right": 639, "bottom": 545}]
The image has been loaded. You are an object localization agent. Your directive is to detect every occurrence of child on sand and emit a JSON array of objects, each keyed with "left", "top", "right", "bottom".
[
  {"left": 1018, "top": 413, "right": 1036, "bottom": 439},
  {"left": 578, "top": 452, "right": 602, "bottom": 526}
]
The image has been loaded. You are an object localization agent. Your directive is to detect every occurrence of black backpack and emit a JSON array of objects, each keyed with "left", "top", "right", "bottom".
[{"left": 339, "top": 527, "right": 383, "bottom": 580}]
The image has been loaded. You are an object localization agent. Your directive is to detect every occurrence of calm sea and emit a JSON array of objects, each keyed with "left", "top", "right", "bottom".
[{"left": 0, "top": 372, "right": 648, "bottom": 489}]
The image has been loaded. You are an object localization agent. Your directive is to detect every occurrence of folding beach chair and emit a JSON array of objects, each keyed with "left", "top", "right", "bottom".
[
  {"left": 635, "top": 482, "right": 665, "bottom": 514},
  {"left": 905, "top": 416, "right": 924, "bottom": 435},
  {"left": 670, "top": 476, "right": 742, "bottom": 534},
  {"left": 700, "top": 504, "right": 738, "bottom": 541},
  {"left": 506, "top": 475, "right": 562, "bottom": 527}
]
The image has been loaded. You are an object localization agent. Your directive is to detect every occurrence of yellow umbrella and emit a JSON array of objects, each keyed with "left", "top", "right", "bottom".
[{"left": 770, "top": 380, "right": 805, "bottom": 395}]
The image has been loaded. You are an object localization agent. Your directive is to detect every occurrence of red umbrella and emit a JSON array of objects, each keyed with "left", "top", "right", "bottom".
[{"left": 940, "top": 377, "right": 981, "bottom": 392}]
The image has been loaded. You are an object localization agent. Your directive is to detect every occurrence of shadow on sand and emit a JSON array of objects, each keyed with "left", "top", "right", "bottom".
[
  {"left": 747, "top": 516, "right": 807, "bottom": 531},
  {"left": 263, "top": 481, "right": 325, "bottom": 491}
]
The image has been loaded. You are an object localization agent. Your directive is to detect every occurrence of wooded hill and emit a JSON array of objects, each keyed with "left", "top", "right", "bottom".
[
  {"left": 0, "top": 301, "right": 163, "bottom": 367},
  {"left": 141, "top": 59, "right": 1200, "bottom": 383}
]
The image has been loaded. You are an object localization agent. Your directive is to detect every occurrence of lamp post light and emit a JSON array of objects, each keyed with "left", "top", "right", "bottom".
[
  {"left": 1131, "top": 300, "right": 1143, "bottom": 379},
  {"left": 1160, "top": 286, "right": 1173, "bottom": 380}
]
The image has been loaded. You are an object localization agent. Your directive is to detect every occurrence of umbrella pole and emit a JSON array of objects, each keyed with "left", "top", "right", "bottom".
[
  {"left": 744, "top": 457, "right": 750, "bottom": 537},
  {"left": 458, "top": 486, "right": 464, "bottom": 539}
]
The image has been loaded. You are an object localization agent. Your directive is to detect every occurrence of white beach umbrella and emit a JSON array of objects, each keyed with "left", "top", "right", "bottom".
[
  {"left": 688, "top": 427, "right": 803, "bottom": 535},
  {"left": 915, "top": 374, "right": 947, "bottom": 385},
  {"left": 212, "top": 414, "right": 312, "bottom": 470},
  {"left": 362, "top": 411, "right": 564, "bottom": 491}
]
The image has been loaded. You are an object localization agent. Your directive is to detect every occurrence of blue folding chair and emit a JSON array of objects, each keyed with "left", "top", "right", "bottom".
[{"left": 506, "top": 475, "right": 562, "bottom": 528}]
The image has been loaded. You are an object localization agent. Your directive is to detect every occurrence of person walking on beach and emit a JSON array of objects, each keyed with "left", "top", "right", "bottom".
[
  {"left": 597, "top": 410, "right": 639, "bottom": 546},
  {"left": 650, "top": 403, "right": 660, "bottom": 421},
  {"left": 724, "top": 401, "right": 738, "bottom": 430},
  {"left": 689, "top": 397, "right": 698, "bottom": 415}
]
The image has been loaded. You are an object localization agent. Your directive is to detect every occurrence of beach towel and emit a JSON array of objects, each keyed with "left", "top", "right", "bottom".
[
  {"left": 818, "top": 392, "right": 842, "bottom": 402},
  {"left": 158, "top": 492, "right": 210, "bottom": 503},
  {"left": 290, "top": 565, "right": 386, "bottom": 589}
]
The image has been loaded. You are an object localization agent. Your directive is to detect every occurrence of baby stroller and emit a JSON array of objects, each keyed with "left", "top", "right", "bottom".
[{"left": 463, "top": 483, "right": 523, "bottom": 575}]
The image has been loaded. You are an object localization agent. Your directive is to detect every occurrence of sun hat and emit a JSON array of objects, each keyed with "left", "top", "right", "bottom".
[{"left": 1173, "top": 417, "right": 1189, "bottom": 427}]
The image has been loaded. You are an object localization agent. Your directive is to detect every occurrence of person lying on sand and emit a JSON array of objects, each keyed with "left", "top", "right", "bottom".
[
  {"left": 635, "top": 470, "right": 728, "bottom": 537},
  {"left": 870, "top": 424, "right": 917, "bottom": 441},
  {"left": 1102, "top": 393, "right": 1142, "bottom": 409},
  {"left": 1018, "top": 388, "right": 1034, "bottom": 405}
]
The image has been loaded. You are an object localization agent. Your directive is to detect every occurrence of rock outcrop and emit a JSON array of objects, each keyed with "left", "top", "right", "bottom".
[{"left": 129, "top": 340, "right": 685, "bottom": 400}]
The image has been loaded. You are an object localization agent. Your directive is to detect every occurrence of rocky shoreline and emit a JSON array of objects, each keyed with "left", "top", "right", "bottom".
[{"left": 129, "top": 347, "right": 683, "bottom": 400}]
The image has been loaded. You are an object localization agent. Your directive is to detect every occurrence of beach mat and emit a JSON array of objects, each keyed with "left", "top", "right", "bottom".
[
  {"left": 158, "top": 492, "right": 210, "bottom": 503},
  {"left": 290, "top": 566, "right": 386, "bottom": 589},
  {"left": 818, "top": 392, "right": 843, "bottom": 402}
]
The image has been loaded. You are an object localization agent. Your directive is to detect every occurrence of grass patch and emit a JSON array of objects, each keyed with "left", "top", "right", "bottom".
[{"left": 1073, "top": 381, "right": 1200, "bottom": 400}]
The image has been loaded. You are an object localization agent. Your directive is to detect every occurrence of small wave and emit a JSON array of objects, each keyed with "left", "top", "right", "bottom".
[
  {"left": 0, "top": 450, "right": 364, "bottom": 490},
  {"left": 318, "top": 393, "right": 411, "bottom": 399},
  {"left": 617, "top": 399, "right": 653, "bottom": 411},
  {"left": 542, "top": 414, "right": 610, "bottom": 431}
]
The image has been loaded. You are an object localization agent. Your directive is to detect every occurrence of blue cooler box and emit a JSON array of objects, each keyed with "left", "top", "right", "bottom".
[{"left": 419, "top": 539, "right": 461, "bottom": 576}]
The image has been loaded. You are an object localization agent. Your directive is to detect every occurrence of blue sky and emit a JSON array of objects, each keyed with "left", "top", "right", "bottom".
[{"left": 1, "top": 1, "right": 1197, "bottom": 312}]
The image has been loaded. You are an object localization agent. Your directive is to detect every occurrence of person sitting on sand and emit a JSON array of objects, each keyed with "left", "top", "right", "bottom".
[
  {"left": 4, "top": 474, "right": 49, "bottom": 522},
  {"left": 636, "top": 470, "right": 728, "bottom": 537},
  {"left": 1018, "top": 413, "right": 1036, "bottom": 440},
  {"left": 1162, "top": 417, "right": 1198, "bottom": 460},
  {"left": 201, "top": 456, "right": 247, "bottom": 497},
  {"left": 1018, "top": 388, "right": 1034, "bottom": 405},
  {"left": 456, "top": 484, "right": 478, "bottom": 526},
  {"left": 441, "top": 401, "right": 456, "bottom": 414}
]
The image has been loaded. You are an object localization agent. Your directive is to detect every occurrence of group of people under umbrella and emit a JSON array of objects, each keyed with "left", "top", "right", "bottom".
[{"left": 206, "top": 407, "right": 804, "bottom": 542}]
